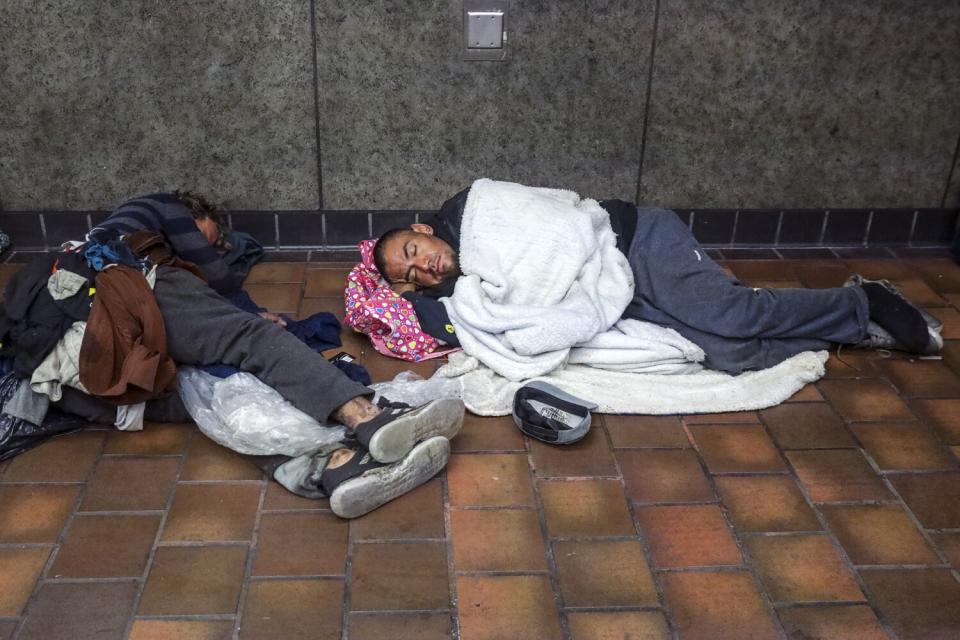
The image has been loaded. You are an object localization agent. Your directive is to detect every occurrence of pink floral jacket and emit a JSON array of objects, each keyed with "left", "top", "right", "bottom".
[{"left": 343, "top": 239, "right": 458, "bottom": 361}]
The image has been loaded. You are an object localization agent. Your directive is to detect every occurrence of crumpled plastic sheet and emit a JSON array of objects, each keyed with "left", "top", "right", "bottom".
[
  {"left": 369, "top": 371, "right": 462, "bottom": 407},
  {"left": 177, "top": 367, "right": 346, "bottom": 456}
]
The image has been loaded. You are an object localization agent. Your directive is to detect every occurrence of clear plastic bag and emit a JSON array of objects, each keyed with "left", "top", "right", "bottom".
[
  {"left": 369, "top": 371, "right": 462, "bottom": 407},
  {"left": 177, "top": 367, "right": 346, "bottom": 456}
]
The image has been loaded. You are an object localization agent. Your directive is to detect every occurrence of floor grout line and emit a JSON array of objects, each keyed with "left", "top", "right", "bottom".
[
  {"left": 121, "top": 427, "right": 192, "bottom": 639},
  {"left": 231, "top": 471, "right": 268, "bottom": 640},
  {"left": 441, "top": 469, "right": 461, "bottom": 640},
  {"left": 10, "top": 432, "right": 109, "bottom": 640},
  {"left": 772, "top": 410, "right": 906, "bottom": 640},
  {"left": 608, "top": 415, "right": 682, "bottom": 640},
  {"left": 681, "top": 412, "right": 791, "bottom": 640},
  {"left": 524, "top": 416, "right": 574, "bottom": 640}
]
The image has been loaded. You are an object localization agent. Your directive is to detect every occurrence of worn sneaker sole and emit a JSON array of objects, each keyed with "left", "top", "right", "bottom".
[
  {"left": 845, "top": 275, "right": 943, "bottom": 333},
  {"left": 925, "top": 326, "right": 944, "bottom": 355},
  {"left": 855, "top": 321, "right": 943, "bottom": 355},
  {"left": 330, "top": 436, "right": 450, "bottom": 519},
  {"left": 367, "top": 398, "right": 464, "bottom": 463}
]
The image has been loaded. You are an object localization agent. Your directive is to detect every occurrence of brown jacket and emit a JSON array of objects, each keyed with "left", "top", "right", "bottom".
[
  {"left": 79, "top": 265, "right": 176, "bottom": 404},
  {"left": 123, "top": 231, "right": 206, "bottom": 282}
]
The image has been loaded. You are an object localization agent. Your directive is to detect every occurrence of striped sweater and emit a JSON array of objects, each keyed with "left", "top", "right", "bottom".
[{"left": 99, "top": 193, "right": 242, "bottom": 295}]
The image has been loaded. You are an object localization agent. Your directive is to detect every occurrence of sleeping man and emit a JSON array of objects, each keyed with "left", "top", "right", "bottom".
[
  {"left": 372, "top": 179, "right": 941, "bottom": 378},
  {"left": 1, "top": 191, "right": 464, "bottom": 519}
]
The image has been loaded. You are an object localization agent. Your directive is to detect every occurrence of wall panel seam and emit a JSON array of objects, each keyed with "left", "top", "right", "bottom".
[
  {"left": 309, "top": 0, "right": 324, "bottom": 210},
  {"left": 635, "top": 0, "right": 661, "bottom": 204},
  {"left": 941, "top": 130, "right": 960, "bottom": 208}
]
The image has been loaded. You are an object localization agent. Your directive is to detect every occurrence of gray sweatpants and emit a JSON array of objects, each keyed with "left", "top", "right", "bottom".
[
  {"left": 153, "top": 267, "right": 370, "bottom": 422},
  {"left": 622, "top": 208, "right": 870, "bottom": 374}
]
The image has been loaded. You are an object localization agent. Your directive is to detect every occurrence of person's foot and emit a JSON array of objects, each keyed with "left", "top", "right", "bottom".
[
  {"left": 353, "top": 398, "right": 464, "bottom": 463},
  {"left": 853, "top": 320, "right": 943, "bottom": 355},
  {"left": 845, "top": 274, "right": 942, "bottom": 354},
  {"left": 845, "top": 275, "right": 943, "bottom": 332},
  {"left": 325, "top": 437, "right": 450, "bottom": 519}
]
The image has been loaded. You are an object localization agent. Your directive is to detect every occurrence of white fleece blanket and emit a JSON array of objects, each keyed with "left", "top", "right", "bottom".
[
  {"left": 435, "top": 350, "right": 828, "bottom": 416},
  {"left": 442, "top": 179, "right": 662, "bottom": 381},
  {"left": 570, "top": 318, "right": 703, "bottom": 374},
  {"left": 434, "top": 179, "right": 825, "bottom": 415}
]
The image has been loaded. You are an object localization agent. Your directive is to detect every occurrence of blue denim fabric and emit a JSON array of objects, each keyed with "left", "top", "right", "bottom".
[
  {"left": 622, "top": 208, "right": 868, "bottom": 374},
  {"left": 83, "top": 227, "right": 144, "bottom": 271}
]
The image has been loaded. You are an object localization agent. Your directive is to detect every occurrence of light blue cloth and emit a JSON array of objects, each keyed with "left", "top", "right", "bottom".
[
  {"left": 47, "top": 269, "right": 88, "bottom": 301},
  {"left": 5, "top": 379, "right": 50, "bottom": 425}
]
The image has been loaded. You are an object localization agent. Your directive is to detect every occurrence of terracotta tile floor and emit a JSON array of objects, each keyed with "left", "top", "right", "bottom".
[{"left": 1, "top": 252, "right": 960, "bottom": 639}]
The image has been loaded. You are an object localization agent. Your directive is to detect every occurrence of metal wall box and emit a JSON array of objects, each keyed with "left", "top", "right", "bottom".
[
  {"left": 463, "top": 0, "right": 508, "bottom": 61},
  {"left": 467, "top": 11, "right": 503, "bottom": 48}
]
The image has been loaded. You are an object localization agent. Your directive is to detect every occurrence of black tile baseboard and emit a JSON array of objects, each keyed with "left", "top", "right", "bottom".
[
  {"left": 229, "top": 212, "right": 278, "bottom": 248},
  {"left": 692, "top": 210, "right": 736, "bottom": 245},
  {"left": 734, "top": 212, "right": 779, "bottom": 245},
  {"left": 779, "top": 210, "right": 826, "bottom": 245},
  {"left": 276, "top": 212, "right": 325, "bottom": 247},
  {"left": 371, "top": 211, "right": 419, "bottom": 237},
  {"left": 325, "top": 211, "right": 376, "bottom": 246},
  {"left": 823, "top": 209, "right": 871, "bottom": 245},
  {"left": 0, "top": 212, "right": 44, "bottom": 248},
  {"left": 43, "top": 212, "right": 93, "bottom": 247},
  {"left": 912, "top": 209, "right": 957, "bottom": 244},
  {"left": 2, "top": 207, "right": 957, "bottom": 251},
  {"left": 868, "top": 209, "right": 914, "bottom": 245}
]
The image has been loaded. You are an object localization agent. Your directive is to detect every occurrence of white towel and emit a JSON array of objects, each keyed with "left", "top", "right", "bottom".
[
  {"left": 441, "top": 179, "right": 702, "bottom": 380},
  {"left": 435, "top": 350, "right": 827, "bottom": 416}
]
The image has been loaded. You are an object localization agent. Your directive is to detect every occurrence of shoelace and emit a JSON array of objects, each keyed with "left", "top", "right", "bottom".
[{"left": 376, "top": 397, "right": 412, "bottom": 410}]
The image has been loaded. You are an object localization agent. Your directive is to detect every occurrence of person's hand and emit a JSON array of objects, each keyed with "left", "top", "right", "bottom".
[
  {"left": 390, "top": 281, "right": 418, "bottom": 294},
  {"left": 258, "top": 311, "right": 288, "bottom": 327}
]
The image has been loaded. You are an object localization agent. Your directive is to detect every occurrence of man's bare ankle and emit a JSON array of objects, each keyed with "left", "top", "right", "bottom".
[
  {"left": 333, "top": 397, "right": 381, "bottom": 429},
  {"left": 325, "top": 448, "right": 356, "bottom": 469}
]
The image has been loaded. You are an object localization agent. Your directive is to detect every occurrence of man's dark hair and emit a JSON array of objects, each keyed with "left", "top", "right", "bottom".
[
  {"left": 175, "top": 190, "right": 231, "bottom": 249},
  {"left": 373, "top": 228, "right": 409, "bottom": 282}
]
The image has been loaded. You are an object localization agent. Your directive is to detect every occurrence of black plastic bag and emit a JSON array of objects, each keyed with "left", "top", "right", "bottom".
[{"left": 0, "top": 373, "right": 88, "bottom": 462}]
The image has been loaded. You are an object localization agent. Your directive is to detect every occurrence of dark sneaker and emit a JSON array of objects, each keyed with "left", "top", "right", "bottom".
[
  {"left": 319, "top": 448, "right": 387, "bottom": 497},
  {"left": 853, "top": 320, "right": 943, "bottom": 355},
  {"left": 354, "top": 398, "right": 464, "bottom": 463},
  {"left": 844, "top": 275, "right": 943, "bottom": 333},
  {"left": 328, "top": 436, "right": 450, "bottom": 519}
]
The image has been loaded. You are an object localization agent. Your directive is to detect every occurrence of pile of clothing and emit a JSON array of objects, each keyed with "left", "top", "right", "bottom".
[
  {"left": 0, "top": 229, "right": 194, "bottom": 459},
  {"left": 0, "top": 229, "right": 367, "bottom": 461}
]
